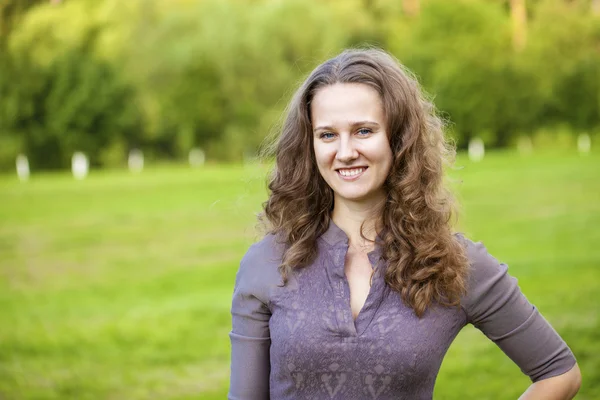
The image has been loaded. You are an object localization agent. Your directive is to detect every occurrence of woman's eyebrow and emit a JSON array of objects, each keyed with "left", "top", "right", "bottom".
[
  {"left": 314, "top": 120, "right": 380, "bottom": 132},
  {"left": 313, "top": 125, "right": 334, "bottom": 132},
  {"left": 350, "top": 120, "right": 380, "bottom": 128}
]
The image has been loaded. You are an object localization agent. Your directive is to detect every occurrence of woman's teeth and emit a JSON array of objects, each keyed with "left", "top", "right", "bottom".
[{"left": 339, "top": 168, "right": 365, "bottom": 177}]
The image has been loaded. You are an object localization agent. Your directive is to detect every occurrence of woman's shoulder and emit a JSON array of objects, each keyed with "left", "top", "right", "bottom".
[
  {"left": 241, "top": 233, "right": 285, "bottom": 271},
  {"left": 235, "top": 233, "right": 285, "bottom": 302},
  {"left": 454, "top": 233, "right": 518, "bottom": 318},
  {"left": 454, "top": 233, "right": 509, "bottom": 283}
]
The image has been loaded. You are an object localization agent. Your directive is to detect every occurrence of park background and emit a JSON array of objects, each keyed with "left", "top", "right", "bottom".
[{"left": 0, "top": 0, "right": 599, "bottom": 398}]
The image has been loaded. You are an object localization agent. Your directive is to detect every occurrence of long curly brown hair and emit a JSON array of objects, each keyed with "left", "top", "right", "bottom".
[{"left": 261, "top": 48, "right": 469, "bottom": 317}]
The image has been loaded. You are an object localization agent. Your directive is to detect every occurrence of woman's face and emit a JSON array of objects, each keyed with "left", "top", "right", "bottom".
[{"left": 311, "top": 83, "right": 393, "bottom": 207}]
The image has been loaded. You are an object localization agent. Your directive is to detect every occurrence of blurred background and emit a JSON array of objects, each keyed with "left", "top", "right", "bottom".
[{"left": 0, "top": 0, "right": 599, "bottom": 399}]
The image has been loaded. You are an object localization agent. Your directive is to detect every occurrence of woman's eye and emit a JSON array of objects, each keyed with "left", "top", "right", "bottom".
[
  {"left": 357, "top": 128, "right": 372, "bottom": 136},
  {"left": 320, "top": 132, "right": 335, "bottom": 140}
]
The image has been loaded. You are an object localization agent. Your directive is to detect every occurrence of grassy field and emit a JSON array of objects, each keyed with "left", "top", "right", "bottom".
[{"left": 0, "top": 150, "right": 598, "bottom": 399}]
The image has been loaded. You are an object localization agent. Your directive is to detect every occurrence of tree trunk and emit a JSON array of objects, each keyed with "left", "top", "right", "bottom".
[
  {"left": 403, "top": 0, "right": 420, "bottom": 17},
  {"left": 592, "top": 0, "right": 600, "bottom": 16},
  {"left": 510, "top": 0, "right": 527, "bottom": 51}
]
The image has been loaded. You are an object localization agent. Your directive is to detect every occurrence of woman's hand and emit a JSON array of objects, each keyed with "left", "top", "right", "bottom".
[{"left": 519, "top": 364, "right": 582, "bottom": 400}]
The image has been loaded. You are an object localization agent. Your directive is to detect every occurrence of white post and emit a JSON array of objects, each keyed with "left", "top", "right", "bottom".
[
  {"left": 189, "top": 148, "right": 205, "bottom": 167},
  {"left": 128, "top": 149, "right": 144, "bottom": 173},
  {"left": 577, "top": 134, "right": 591, "bottom": 154},
  {"left": 72, "top": 152, "right": 89, "bottom": 180},
  {"left": 468, "top": 138, "right": 485, "bottom": 162},
  {"left": 16, "top": 154, "right": 30, "bottom": 181}
]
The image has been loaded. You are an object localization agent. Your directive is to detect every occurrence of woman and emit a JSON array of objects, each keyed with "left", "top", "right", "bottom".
[{"left": 229, "top": 49, "right": 581, "bottom": 399}]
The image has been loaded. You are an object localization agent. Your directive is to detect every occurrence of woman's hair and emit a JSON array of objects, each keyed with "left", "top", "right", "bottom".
[{"left": 261, "top": 48, "right": 469, "bottom": 317}]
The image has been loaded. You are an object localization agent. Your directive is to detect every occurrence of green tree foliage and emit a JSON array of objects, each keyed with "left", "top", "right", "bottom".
[
  {"left": 1, "top": 44, "right": 141, "bottom": 169},
  {"left": 526, "top": 0, "right": 600, "bottom": 131},
  {"left": 389, "top": 0, "right": 600, "bottom": 147},
  {"left": 119, "top": 0, "right": 351, "bottom": 160},
  {"left": 391, "top": 0, "right": 516, "bottom": 145},
  {"left": 0, "top": 0, "right": 598, "bottom": 170},
  {"left": 0, "top": 1, "right": 141, "bottom": 169},
  {"left": 0, "top": 0, "right": 47, "bottom": 48}
]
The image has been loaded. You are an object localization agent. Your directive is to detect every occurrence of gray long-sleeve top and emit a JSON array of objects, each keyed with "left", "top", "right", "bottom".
[{"left": 229, "top": 221, "right": 576, "bottom": 399}]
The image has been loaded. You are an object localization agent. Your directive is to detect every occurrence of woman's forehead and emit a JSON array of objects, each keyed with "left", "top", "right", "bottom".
[{"left": 310, "top": 83, "right": 385, "bottom": 130}]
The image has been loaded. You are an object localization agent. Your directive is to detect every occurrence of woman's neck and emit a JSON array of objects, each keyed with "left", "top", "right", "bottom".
[{"left": 331, "top": 198, "right": 383, "bottom": 250}]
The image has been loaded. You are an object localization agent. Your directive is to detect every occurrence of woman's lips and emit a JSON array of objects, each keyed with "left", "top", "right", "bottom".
[{"left": 336, "top": 167, "right": 367, "bottom": 181}]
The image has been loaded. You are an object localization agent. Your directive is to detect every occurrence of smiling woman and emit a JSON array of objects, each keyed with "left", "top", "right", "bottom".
[
  {"left": 312, "top": 83, "right": 392, "bottom": 207},
  {"left": 228, "top": 49, "right": 581, "bottom": 399}
]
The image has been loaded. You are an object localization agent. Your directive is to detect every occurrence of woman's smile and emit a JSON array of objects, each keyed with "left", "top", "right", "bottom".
[{"left": 337, "top": 166, "right": 367, "bottom": 180}]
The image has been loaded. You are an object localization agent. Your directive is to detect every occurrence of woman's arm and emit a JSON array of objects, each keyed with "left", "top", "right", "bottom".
[
  {"left": 519, "top": 364, "right": 581, "bottom": 400},
  {"left": 460, "top": 238, "right": 579, "bottom": 394},
  {"left": 229, "top": 243, "right": 272, "bottom": 400}
]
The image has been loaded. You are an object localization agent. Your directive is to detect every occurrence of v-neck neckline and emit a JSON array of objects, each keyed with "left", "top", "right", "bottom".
[
  {"left": 326, "top": 241, "right": 385, "bottom": 337},
  {"left": 320, "top": 219, "right": 386, "bottom": 336},
  {"left": 351, "top": 250, "right": 384, "bottom": 335}
]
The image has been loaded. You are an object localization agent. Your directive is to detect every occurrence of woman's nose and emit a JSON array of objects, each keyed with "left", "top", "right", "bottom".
[{"left": 336, "top": 137, "right": 359, "bottom": 163}]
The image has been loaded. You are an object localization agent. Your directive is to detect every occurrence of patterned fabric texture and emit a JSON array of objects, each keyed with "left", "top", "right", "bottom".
[{"left": 229, "top": 221, "right": 576, "bottom": 399}]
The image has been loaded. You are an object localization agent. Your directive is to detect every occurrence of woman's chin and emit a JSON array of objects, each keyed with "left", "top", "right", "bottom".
[{"left": 333, "top": 189, "right": 384, "bottom": 205}]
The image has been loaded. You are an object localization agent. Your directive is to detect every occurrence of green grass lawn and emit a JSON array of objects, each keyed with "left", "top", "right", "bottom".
[{"left": 0, "top": 150, "right": 598, "bottom": 399}]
